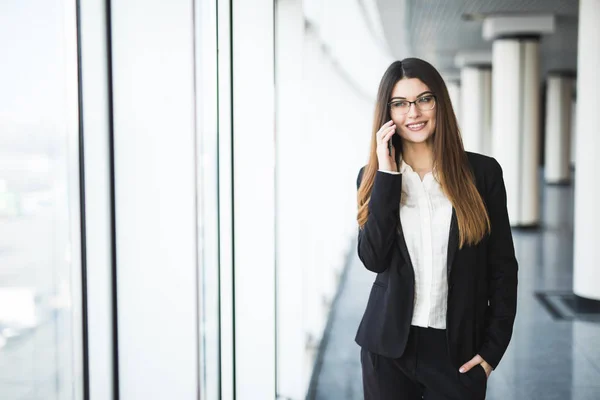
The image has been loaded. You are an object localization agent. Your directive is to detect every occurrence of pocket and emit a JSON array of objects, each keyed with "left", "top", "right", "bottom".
[
  {"left": 468, "top": 364, "right": 488, "bottom": 398},
  {"left": 459, "top": 364, "right": 487, "bottom": 394},
  {"left": 369, "top": 351, "right": 379, "bottom": 370},
  {"left": 360, "top": 348, "right": 379, "bottom": 371},
  {"left": 476, "top": 364, "right": 488, "bottom": 380},
  {"left": 474, "top": 364, "right": 488, "bottom": 382}
]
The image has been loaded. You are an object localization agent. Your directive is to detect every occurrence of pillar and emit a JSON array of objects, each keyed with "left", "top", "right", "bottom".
[
  {"left": 459, "top": 65, "right": 492, "bottom": 155},
  {"left": 490, "top": 39, "right": 521, "bottom": 226},
  {"left": 489, "top": 38, "right": 542, "bottom": 227},
  {"left": 570, "top": 95, "right": 577, "bottom": 168},
  {"left": 484, "top": 14, "right": 555, "bottom": 226},
  {"left": 544, "top": 72, "right": 574, "bottom": 184},
  {"left": 519, "top": 40, "right": 541, "bottom": 227},
  {"left": 481, "top": 68, "right": 492, "bottom": 156},
  {"left": 446, "top": 79, "right": 461, "bottom": 125},
  {"left": 573, "top": 0, "right": 600, "bottom": 302}
]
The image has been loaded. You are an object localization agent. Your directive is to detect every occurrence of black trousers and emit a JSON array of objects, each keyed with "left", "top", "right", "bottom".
[{"left": 361, "top": 326, "right": 487, "bottom": 400}]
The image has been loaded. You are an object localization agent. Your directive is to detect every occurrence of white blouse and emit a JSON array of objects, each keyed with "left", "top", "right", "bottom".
[{"left": 380, "top": 160, "right": 453, "bottom": 329}]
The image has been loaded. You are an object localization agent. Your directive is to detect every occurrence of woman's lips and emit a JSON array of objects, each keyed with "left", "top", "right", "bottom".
[{"left": 406, "top": 121, "right": 426, "bottom": 131}]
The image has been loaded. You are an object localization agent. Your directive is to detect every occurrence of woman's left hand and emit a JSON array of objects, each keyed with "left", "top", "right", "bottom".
[{"left": 459, "top": 354, "right": 492, "bottom": 378}]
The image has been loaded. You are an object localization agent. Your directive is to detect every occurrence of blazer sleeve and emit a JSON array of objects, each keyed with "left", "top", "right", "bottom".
[
  {"left": 356, "top": 166, "right": 402, "bottom": 273},
  {"left": 478, "top": 158, "right": 519, "bottom": 369}
]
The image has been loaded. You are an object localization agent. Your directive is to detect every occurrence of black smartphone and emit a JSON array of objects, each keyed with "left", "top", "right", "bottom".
[{"left": 388, "top": 132, "right": 394, "bottom": 156}]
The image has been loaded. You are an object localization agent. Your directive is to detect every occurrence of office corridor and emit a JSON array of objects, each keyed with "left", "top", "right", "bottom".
[
  {"left": 4, "top": 1, "right": 600, "bottom": 398},
  {"left": 312, "top": 180, "right": 600, "bottom": 400}
]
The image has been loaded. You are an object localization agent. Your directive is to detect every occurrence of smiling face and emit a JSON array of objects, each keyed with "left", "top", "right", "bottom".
[{"left": 389, "top": 77, "right": 437, "bottom": 146}]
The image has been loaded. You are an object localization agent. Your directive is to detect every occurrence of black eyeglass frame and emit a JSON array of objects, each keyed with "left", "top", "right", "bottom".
[{"left": 387, "top": 94, "right": 437, "bottom": 114}]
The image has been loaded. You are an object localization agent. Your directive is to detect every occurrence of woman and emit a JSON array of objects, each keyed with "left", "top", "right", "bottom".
[{"left": 355, "top": 58, "right": 518, "bottom": 400}]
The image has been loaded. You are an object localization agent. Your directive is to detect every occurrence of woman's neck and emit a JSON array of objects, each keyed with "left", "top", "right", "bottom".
[{"left": 401, "top": 141, "right": 434, "bottom": 173}]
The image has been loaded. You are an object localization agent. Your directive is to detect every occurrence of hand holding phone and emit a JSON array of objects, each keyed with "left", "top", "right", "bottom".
[{"left": 376, "top": 120, "right": 398, "bottom": 172}]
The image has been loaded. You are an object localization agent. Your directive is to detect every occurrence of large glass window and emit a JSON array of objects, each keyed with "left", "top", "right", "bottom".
[{"left": 0, "top": 1, "right": 84, "bottom": 399}]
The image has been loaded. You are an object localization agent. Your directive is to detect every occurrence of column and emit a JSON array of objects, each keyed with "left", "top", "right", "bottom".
[
  {"left": 481, "top": 68, "right": 493, "bottom": 156},
  {"left": 484, "top": 15, "right": 554, "bottom": 226},
  {"left": 519, "top": 40, "right": 541, "bottom": 227},
  {"left": 574, "top": 0, "right": 600, "bottom": 302},
  {"left": 458, "top": 65, "right": 492, "bottom": 154},
  {"left": 446, "top": 79, "right": 461, "bottom": 125},
  {"left": 570, "top": 94, "right": 577, "bottom": 168},
  {"left": 544, "top": 71, "right": 574, "bottom": 184},
  {"left": 492, "top": 37, "right": 540, "bottom": 227},
  {"left": 490, "top": 39, "right": 522, "bottom": 225}
]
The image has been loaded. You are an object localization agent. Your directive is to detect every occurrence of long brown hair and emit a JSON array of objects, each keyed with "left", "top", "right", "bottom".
[{"left": 357, "top": 58, "right": 490, "bottom": 248}]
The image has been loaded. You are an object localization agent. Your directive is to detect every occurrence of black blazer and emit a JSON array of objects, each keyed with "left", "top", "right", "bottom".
[{"left": 355, "top": 152, "right": 518, "bottom": 370}]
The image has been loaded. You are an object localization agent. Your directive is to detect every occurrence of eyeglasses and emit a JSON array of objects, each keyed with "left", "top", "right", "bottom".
[{"left": 388, "top": 94, "right": 436, "bottom": 115}]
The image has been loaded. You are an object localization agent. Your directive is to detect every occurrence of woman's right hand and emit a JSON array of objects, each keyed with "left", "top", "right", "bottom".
[{"left": 376, "top": 120, "right": 398, "bottom": 172}]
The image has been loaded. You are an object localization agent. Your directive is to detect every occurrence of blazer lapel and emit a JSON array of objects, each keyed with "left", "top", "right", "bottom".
[
  {"left": 447, "top": 208, "right": 459, "bottom": 282},
  {"left": 397, "top": 219, "right": 414, "bottom": 273},
  {"left": 396, "top": 173, "right": 415, "bottom": 274}
]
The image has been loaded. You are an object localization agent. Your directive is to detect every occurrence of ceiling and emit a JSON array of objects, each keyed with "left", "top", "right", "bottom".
[{"left": 376, "top": 0, "right": 579, "bottom": 80}]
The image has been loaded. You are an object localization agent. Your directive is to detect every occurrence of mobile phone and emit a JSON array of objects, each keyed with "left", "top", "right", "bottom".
[{"left": 388, "top": 134, "right": 394, "bottom": 156}]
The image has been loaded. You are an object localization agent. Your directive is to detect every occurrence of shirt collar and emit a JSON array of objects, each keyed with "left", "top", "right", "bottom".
[
  {"left": 399, "top": 157, "right": 412, "bottom": 174},
  {"left": 399, "top": 155, "right": 440, "bottom": 182}
]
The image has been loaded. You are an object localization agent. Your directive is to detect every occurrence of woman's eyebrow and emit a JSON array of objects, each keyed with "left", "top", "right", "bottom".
[{"left": 389, "top": 91, "right": 433, "bottom": 101}]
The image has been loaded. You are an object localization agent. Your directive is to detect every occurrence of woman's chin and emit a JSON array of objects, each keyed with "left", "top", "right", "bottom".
[{"left": 400, "top": 131, "right": 433, "bottom": 145}]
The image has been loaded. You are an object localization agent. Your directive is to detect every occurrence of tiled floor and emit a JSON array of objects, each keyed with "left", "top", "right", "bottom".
[{"left": 312, "top": 180, "right": 600, "bottom": 399}]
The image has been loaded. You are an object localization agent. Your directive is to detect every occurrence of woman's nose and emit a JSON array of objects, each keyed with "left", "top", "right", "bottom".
[{"left": 407, "top": 103, "right": 421, "bottom": 118}]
